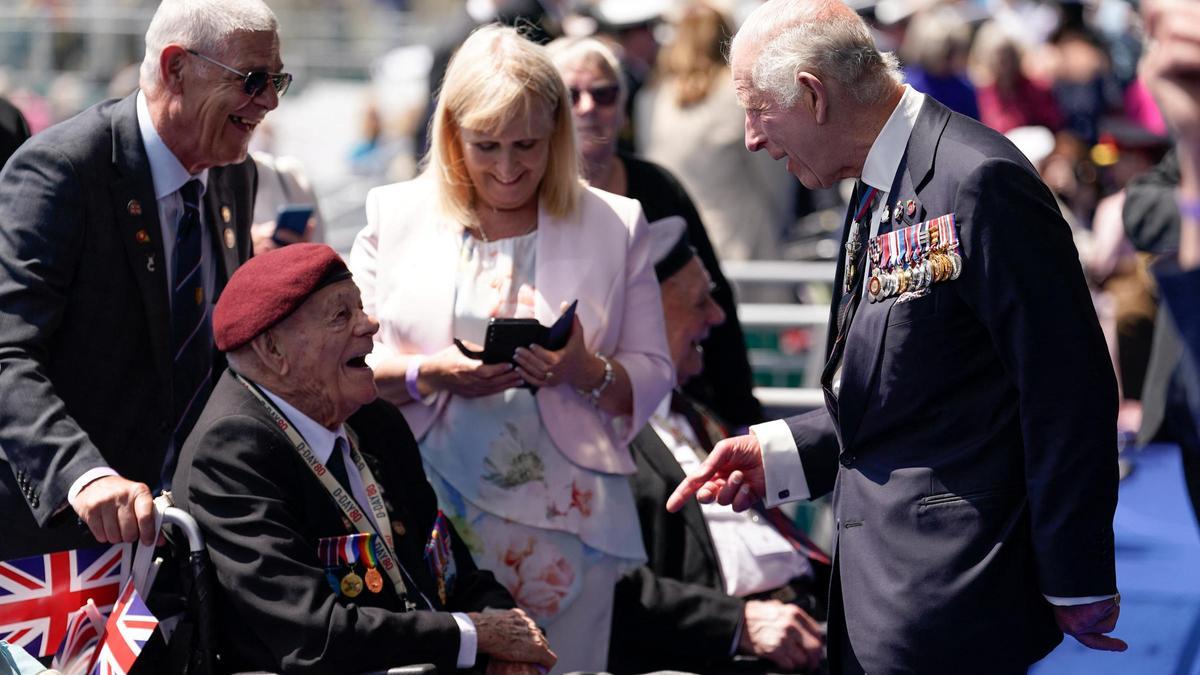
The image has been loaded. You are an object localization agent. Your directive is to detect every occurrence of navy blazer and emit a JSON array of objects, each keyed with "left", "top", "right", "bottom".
[
  {"left": 0, "top": 93, "right": 255, "bottom": 558},
  {"left": 788, "top": 98, "right": 1119, "bottom": 673}
]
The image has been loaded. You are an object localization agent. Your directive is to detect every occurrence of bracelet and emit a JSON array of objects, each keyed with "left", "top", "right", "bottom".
[
  {"left": 405, "top": 356, "right": 425, "bottom": 401},
  {"left": 578, "top": 353, "right": 614, "bottom": 405},
  {"left": 1178, "top": 191, "right": 1200, "bottom": 222}
]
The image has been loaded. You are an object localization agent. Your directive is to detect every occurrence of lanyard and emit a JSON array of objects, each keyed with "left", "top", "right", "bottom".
[{"left": 233, "top": 373, "right": 417, "bottom": 610}]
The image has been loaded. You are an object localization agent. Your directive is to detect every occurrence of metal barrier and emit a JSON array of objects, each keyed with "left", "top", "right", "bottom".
[{"left": 725, "top": 260, "right": 836, "bottom": 413}]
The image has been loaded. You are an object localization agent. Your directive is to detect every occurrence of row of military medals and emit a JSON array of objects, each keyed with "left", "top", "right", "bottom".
[
  {"left": 321, "top": 532, "right": 385, "bottom": 598},
  {"left": 867, "top": 212, "right": 962, "bottom": 302}
]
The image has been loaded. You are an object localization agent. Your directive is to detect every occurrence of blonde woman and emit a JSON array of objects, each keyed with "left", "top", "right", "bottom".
[{"left": 350, "top": 25, "right": 673, "bottom": 673}]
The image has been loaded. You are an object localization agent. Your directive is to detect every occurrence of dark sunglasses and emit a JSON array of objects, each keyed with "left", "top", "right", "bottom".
[
  {"left": 186, "top": 49, "right": 293, "bottom": 98},
  {"left": 568, "top": 85, "right": 620, "bottom": 107}
]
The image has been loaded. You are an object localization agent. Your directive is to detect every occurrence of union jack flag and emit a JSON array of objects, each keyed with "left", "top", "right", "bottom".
[
  {"left": 52, "top": 600, "right": 105, "bottom": 675},
  {"left": 88, "top": 578, "right": 157, "bottom": 675},
  {"left": 0, "top": 544, "right": 131, "bottom": 657}
]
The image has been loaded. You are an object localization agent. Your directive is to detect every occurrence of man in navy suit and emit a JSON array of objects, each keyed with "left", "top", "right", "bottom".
[
  {"left": 0, "top": 0, "right": 284, "bottom": 559},
  {"left": 669, "top": 0, "right": 1124, "bottom": 672}
]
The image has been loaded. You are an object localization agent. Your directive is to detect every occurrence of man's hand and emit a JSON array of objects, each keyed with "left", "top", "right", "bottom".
[
  {"left": 1053, "top": 597, "right": 1128, "bottom": 652},
  {"left": 739, "top": 599, "right": 825, "bottom": 672},
  {"left": 470, "top": 608, "right": 557, "bottom": 668},
  {"left": 667, "top": 432, "right": 765, "bottom": 513},
  {"left": 73, "top": 476, "right": 156, "bottom": 546}
]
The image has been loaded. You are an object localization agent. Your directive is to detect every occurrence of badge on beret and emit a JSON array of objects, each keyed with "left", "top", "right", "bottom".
[
  {"left": 220, "top": 205, "right": 232, "bottom": 224},
  {"left": 127, "top": 199, "right": 142, "bottom": 216},
  {"left": 135, "top": 229, "right": 150, "bottom": 244},
  {"left": 224, "top": 227, "right": 236, "bottom": 249}
]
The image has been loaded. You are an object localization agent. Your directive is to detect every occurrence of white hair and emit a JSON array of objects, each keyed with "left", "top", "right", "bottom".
[
  {"left": 139, "top": 0, "right": 278, "bottom": 93},
  {"left": 735, "top": 0, "right": 901, "bottom": 108}
]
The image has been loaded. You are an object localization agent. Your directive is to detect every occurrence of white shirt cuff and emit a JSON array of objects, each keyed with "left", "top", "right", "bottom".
[
  {"left": 67, "top": 467, "right": 119, "bottom": 510},
  {"left": 1044, "top": 594, "right": 1116, "bottom": 606},
  {"left": 451, "top": 611, "right": 477, "bottom": 668},
  {"left": 752, "top": 420, "right": 810, "bottom": 507}
]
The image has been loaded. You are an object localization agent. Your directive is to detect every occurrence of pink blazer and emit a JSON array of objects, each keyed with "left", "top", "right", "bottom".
[{"left": 350, "top": 177, "right": 674, "bottom": 475}]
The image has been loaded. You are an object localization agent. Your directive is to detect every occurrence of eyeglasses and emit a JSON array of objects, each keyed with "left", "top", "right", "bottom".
[
  {"left": 186, "top": 49, "right": 293, "bottom": 98},
  {"left": 568, "top": 85, "right": 620, "bottom": 108}
]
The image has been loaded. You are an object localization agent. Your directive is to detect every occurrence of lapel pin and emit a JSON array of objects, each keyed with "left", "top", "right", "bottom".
[
  {"left": 127, "top": 200, "right": 142, "bottom": 216},
  {"left": 893, "top": 205, "right": 903, "bottom": 223},
  {"left": 223, "top": 227, "right": 236, "bottom": 249},
  {"left": 906, "top": 200, "right": 916, "bottom": 217},
  {"left": 146, "top": 254, "right": 156, "bottom": 273},
  {"left": 135, "top": 229, "right": 150, "bottom": 244},
  {"left": 220, "top": 205, "right": 232, "bottom": 224}
]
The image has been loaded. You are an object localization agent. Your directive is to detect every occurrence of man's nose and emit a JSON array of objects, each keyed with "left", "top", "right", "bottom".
[
  {"left": 745, "top": 114, "right": 766, "bottom": 152},
  {"left": 708, "top": 296, "right": 727, "bottom": 327},
  {"left": 254, "top": 82, "right": 281, "bottom": 111},
  {"left": 360, "top": 312, "right": 380, "bottom": 337}
]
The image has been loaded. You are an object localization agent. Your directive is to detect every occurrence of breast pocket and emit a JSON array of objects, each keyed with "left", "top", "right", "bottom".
[{"left": 886, "top": 288, "right": 940, "bottom": 327}]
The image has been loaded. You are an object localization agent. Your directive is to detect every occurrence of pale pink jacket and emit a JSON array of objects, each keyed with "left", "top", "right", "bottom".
[{"left": 349, "top": 176, "right": 673, "bottom": 475}]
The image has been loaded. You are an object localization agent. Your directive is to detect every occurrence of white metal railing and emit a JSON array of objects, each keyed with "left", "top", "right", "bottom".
[
  {"left": 722, "top": 260, "right": 836, "bottom": 285},
  {"left": 737, "top": 303, "right": 828, "bottom": 329},
  {"left": 723, "top": 260, "right": 838, "bottom": 412}
]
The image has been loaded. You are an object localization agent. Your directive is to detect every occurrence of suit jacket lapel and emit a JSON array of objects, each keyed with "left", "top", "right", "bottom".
[
  {"left": 631, "top": 427, "right": 724, "bottom": 589},
  {"left": 109, "top": 93, "right": 172, "bottom": 386},
  {"left": 202, "top": 170, "right": 242, "bottom": 301},
  {"left": 835, "top": 98, "right": 953, "bottom": 448}
]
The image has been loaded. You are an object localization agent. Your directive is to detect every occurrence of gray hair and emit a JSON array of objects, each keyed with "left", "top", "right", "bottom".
[
  {"left": 546, "top": 36, "right": 629, "bottom": 109},
  {"left": 737, "top": 0, "right": 901, "bottom": 108},
  {"left": 139, "top": 0, "right": 278, "bottom": 92}
]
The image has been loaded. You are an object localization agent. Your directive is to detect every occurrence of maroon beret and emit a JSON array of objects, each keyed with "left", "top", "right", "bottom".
[{"left": 213, "top": 243, "right": 352, "bottom": 352}]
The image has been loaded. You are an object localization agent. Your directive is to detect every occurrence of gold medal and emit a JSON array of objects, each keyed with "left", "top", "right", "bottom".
[
  {"left": 364, "top": 567, "right": 384, "bottom": 594},
  {"left": 341, "top": 572, "right": 364, "bottom": 598}
]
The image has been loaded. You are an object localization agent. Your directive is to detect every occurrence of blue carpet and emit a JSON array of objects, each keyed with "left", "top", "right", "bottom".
[{"left": 1031, "top": 444, "right": 1200, "bottom": 674}]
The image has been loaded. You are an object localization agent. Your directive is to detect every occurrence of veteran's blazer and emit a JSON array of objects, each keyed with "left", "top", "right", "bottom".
[{"left": 788, "top": 97, "right": 1119, "bottom": 673}]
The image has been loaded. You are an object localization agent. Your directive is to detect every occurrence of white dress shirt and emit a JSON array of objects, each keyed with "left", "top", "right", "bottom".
[
  {"left": 753, "top": 86, "right": 1109, "bottom": 607},
  {"left": 260, "top": 387, "right": 478, "bottom": 668}
]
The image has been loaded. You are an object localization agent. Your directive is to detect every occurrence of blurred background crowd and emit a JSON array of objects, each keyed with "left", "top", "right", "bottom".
[{"left": 0, "top": 0, "right": 1184, "bottom": 540}]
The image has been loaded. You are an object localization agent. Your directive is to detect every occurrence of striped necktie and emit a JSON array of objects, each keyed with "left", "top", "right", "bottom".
[{"left": 165, "top": 179, "right": 212, "bottom": 488}]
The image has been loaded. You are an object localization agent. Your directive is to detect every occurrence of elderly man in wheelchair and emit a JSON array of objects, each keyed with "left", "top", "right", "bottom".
[{"left": 166, "top": 243, "right": 556, "bottom": 675}]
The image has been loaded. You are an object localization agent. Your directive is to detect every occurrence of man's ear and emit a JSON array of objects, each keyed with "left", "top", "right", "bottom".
[
  {"left": 795, "top": 72, "right": 828, "bottom": 125},
  {"left": 249, "top": 330, "right": 289, "bottom": 378},
  {"left": 159, "top": 44, "right": 189, "bottom": 95}
]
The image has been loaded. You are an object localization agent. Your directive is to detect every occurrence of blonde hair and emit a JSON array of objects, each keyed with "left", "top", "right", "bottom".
[
  {"left": 658, "top": 2, "right": 734, "bottom": 108},
  {"left": 424, "top": 24, "right": 581, "bottom": 226}
]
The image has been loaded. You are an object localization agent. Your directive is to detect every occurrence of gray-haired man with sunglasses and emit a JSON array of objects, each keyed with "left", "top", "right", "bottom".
[{"left": 0, "top": 0, "right": 289, "bottom": 560}]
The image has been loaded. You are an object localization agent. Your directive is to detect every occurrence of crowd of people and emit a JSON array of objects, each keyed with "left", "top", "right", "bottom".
[{"left": 1, "top": 0, "right": 1198, "bottom": 673}]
